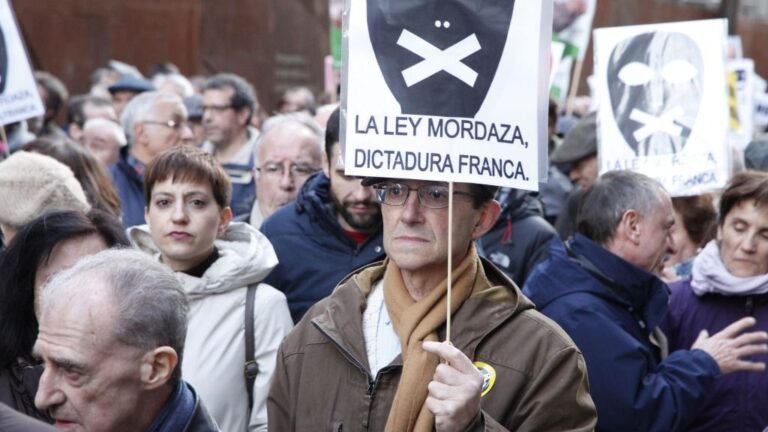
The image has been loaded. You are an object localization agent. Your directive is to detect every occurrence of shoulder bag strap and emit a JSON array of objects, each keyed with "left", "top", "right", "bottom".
[{"left": 244, "top": 283, "right": 259, "bottom": 409}]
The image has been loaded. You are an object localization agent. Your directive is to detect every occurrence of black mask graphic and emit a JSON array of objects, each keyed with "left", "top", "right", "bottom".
[
  {"left": 0, "top": 26, "right": 7, "bottom": 94},
  {"left": 366, "top": 0, "right": 516, "bottom": 118},
  {"left": 607, "top": 31, "right": 704, "bottom": 156}
]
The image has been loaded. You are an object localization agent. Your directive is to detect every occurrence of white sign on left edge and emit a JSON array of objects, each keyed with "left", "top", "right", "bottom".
[
  {"left": 0, "top": 0, "right": 43, "bottom": 127},
  {"left": 341, "top": 0, "right": 553, "bottom": 190}
]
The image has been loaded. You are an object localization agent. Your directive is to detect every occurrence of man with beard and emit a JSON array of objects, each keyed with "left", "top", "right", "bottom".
[{"left": 261, "top": 107, "right": 385, "bottom": 322}]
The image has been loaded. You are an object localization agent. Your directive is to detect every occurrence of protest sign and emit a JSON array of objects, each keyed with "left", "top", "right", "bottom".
[
  {"left": 727, "top": 59, "right": 754, "bottom": 150},
  {"left": 0, "top": 0, "right": 43, "bottom": 126},
  {"left": 594, "top": 19, "right": 731, "bottom": 197},
  {"left": 341, "top": 0, "right": 553, "bottom": 190},
  {"left": 550, "top": 0, "right": 597, "bottom": 102},
  {"left": 550, "top": 41, "right": 565, "bottom": 90}
]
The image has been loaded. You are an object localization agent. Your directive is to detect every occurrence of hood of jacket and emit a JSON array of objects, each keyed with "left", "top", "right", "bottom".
[
  {"left": 525, "top": 234, "right": 669, "bottom": 330},
  {"left": 498, "top": 188, "right": 544, "bottom": 222},
  {"left": 129, "top": 221, "right": 278, "bottom": 299},
  {"left": 294, "top": 172, "right": 336, "bottom": 224}
]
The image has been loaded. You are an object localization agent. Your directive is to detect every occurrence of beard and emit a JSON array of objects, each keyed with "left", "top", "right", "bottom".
[{"left": 332, "top": 194, "right": 381, "bottom": 232}]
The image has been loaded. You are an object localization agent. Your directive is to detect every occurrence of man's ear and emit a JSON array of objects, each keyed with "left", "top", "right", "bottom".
[
  {"left": 237, "top": 108, "right": 251, "bottom": 128},
  {"left": 218, "top": 207, "right": 233, "bottom": 237},
  {"left": 134, "top": 123, "right": 147, "bottom": 147},
  {"left": 618, "top": 209, "right": 641, "bottom": 245},
  {"left": 140, "top": 347, "right": 178, "bottom": 390},
  {"left": 471, "top": 200, "right": 502, "bottom": 240}
]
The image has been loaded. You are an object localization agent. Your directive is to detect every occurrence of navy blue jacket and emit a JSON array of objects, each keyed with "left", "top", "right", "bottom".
[
  {"left": 477, "top": 189, "right": 556, "bottom": 286},
  {"left": 109, "top": 149, "right": 145, "bottom": 228},
  {"left": 524, "top": 235, "right": 720, "bottom": 432},
  {"left": 261, "top": 173, "right": 385, "bottom": 322}
]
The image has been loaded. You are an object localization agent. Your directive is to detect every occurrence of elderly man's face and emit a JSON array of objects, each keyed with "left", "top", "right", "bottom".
[
  {"left": 34, "top": 283, "right": 149, "bottom": 432},
  {"left": 633, "top": 193, "right": 676, "bottom": 273},
  {"left": 380, "top": 180, "right": 498, "bottom": 278},
  {"left": 136, "top": 98, "right": 192, "bottom": 163},
  {"left": 255, "top": 123, "right": 322, "bottom": 219},
  {"left": 83, "top": 124, "right": 122, "bottom": 166}
]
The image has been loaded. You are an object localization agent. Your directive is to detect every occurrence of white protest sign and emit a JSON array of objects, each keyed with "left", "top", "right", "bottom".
[
  {"left": 594, "top": 19, "right": 730, "bottom": 197},
  {"left": 727, "top": 59, "right": 754, "bottom": 150},
  {"left": 550, "top": 0, "right": 597, "bottom": 102},
  {"left": 341, "top": 0, "right": 553, "bottom": 190},
  {"left": 0, "top": 0, "right": 43, "bottom": 126},
  {"left": 550, "top": 41, "right": 566, "bottom": 90}
]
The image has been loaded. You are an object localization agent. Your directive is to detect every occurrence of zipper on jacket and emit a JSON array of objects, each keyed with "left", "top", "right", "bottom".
[
  {"left": 367, "top": 365, "right": 399, "bottom": 396},
  {"left": 312, "top": 322, "right": 374, "bottom": 385}
]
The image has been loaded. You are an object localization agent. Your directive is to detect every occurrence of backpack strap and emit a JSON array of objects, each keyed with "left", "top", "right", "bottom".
[{"left": 244, "top": 283, "right": 259, "bottom": 409}]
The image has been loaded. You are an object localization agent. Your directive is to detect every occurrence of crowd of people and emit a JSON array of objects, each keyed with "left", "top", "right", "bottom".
[{"left": 0, "top": 62, "right": 766, "bottom": 432}]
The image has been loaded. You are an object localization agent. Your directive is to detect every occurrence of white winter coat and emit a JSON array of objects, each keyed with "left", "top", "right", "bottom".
[{"left": 130, "top": 222, "right": 293, "bottom": 432}]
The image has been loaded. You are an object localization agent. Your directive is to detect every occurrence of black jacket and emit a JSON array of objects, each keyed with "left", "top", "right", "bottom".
[{"left": 478, "top": 189, "right": 556, "bottom": 286}]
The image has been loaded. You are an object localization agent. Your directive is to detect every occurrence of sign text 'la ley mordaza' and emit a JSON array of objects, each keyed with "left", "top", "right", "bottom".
[{"left": 354, "top": 114, "right": 529, "bottom": 147}]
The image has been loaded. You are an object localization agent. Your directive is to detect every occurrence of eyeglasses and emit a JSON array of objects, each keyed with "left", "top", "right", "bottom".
[
  {"left": 373, "top": 182, "right": 474, "bottom": 209},
  {"left": 256, "top": 162, "right": 320, "bottom": 178},
  {"left": 201, "top": 104, "right": 234, "bottom": 113},
  {"left": 143, "top": 119, "right": 190, "bottom": 131}
]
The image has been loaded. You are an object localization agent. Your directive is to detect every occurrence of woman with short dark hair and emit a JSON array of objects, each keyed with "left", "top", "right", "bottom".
[{"left": 662, "top": 171, "right": 768, "bottom": 431}]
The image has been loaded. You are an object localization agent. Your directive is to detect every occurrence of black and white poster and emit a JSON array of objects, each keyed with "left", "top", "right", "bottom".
[
  {"left": 0, "top": 0, "right": 44, "bottom": 126},
  {"left": 341, "top": 0, "right": 552, "bottom": 190},
  {"left": 594, "top": 19, "right": 730, "bottom": 196}
]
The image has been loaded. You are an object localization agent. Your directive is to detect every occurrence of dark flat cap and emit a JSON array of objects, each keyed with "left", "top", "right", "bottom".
[
  {"left": 108, "top": 75, "right": 154, "bottom": 94},
  {"left": 550, "top": 111, "right": 597, "bottom": 165}
]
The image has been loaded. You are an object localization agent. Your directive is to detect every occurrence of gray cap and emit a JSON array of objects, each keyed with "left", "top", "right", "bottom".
[{"left": 550, "top": 112, "right": 598, "bottom": 165}]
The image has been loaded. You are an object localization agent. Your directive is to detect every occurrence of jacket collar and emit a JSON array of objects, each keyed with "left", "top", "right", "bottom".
[
  {"left": 569, "top": 234, "right": 669, "bottom": 329},
  {"left": 311, "top": 257, "right": 532, "bottom": 374}
]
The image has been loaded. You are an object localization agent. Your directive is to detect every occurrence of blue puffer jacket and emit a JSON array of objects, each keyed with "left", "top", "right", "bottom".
[
  {"left": 261, "top": 173, "right": 385, "bottom": 322},
  {"left": 109, "top": 149, "right": 145, "bottom": 228},
  {"left": 524, "top": 235, "right": 720, "bottom": 432}
]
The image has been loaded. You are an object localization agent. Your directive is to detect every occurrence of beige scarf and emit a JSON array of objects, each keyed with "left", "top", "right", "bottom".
[{"left": 383, "top": 244, "right": 491, "bottom": 432}]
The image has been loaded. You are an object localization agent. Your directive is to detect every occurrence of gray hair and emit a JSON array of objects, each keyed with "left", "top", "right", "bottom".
[
  {"left": 84, "top": 118, "right": 127, "bottom": 147},
  {"left": 577, "top": 170, "right": 668, "bottom": 245},
  {"left": 256, "top": 112, "right": 324, "bottom": 164},
  {"left": 152, "top": 73, "right": 195, "bottom": 98},
  {"left": 120, "top": 91, "right": 184, "bottom": 146},
  {"left": 40, "top": 249, "right": 189, "bottom": 386}
]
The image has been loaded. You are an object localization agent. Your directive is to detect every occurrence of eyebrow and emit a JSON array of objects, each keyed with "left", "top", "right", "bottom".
[
  {"left": 51, "top": 356, "right": 87, "bottom": 372},
  {"left": 151, "top": 190, "right": 210, "bottom": 198}
]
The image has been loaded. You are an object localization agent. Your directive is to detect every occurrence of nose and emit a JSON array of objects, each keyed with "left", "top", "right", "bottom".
[
  {"left": 35, "top": 366, "right": 66, "bottom": 412},
  {"left": 742, "top": 234, "right": 758, "bottom": 253},
  {"left": 180, "top": 123, "right": 194, "bottom": 142},
  {"left": 399, "top": 189, "right": 424, "bottom": 224},
  {"left": 171, "top": 201, "right": 189, "bottom": 224},
  {"left": 202, "top": 109, "right": 213, "bottom": 124},
  {"left": 278, "top": 168, "right": 296, "bottom": 191}
]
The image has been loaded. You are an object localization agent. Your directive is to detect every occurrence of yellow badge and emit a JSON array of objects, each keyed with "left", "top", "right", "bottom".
[{"left": 473, "top": 361, "right": 496, "bottom": 397}]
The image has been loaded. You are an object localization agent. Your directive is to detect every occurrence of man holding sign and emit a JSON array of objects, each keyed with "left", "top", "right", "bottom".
[
  {"left": 268, "top": 177, "right": 596, "bottom": 431},
  {"left": 267, "top": 0, "right": 596, "bottom": 429}
]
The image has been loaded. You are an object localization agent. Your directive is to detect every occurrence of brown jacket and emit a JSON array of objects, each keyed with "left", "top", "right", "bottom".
[{"left": 268, "top": 259, "right": 596, "bottom": 431}]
